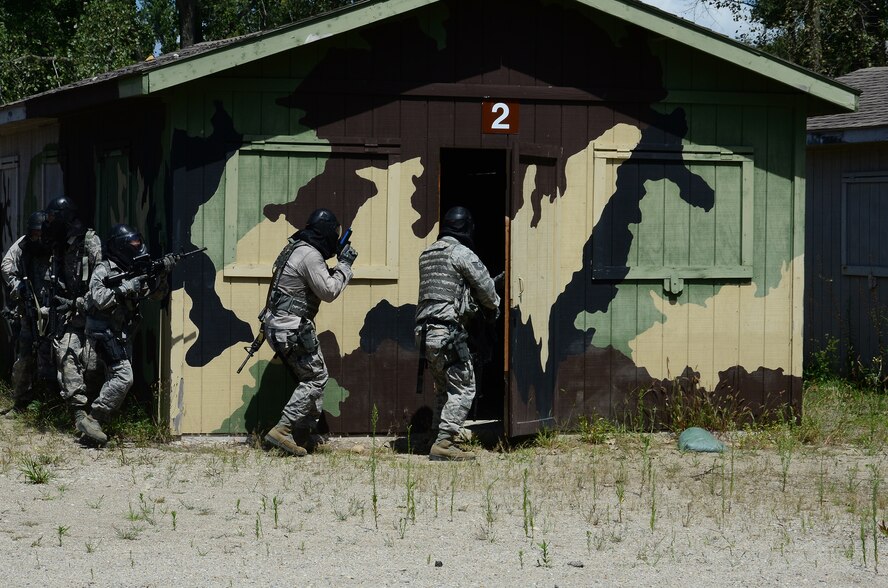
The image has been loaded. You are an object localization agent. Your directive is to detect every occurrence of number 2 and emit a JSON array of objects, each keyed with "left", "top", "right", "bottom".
[{"left": 491, "top": 102, "right": 510, "bottom": 130}]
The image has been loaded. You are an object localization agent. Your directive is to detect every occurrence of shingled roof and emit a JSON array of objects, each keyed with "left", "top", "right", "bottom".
[
  {"left": 1, "top": 0, "right": 858, "bottom": 127},
  {"left": 808, "top": 67, "right": 888, "bottom": 132}
]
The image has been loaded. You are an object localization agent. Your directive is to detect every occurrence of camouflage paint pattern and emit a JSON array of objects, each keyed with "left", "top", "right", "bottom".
[{"left": 2, "top": 0, "right": 811, "bottom": 433}]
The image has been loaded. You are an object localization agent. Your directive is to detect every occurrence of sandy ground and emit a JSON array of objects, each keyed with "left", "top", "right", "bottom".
[{"left": 0, "top": 420, "right": 886, "bottom": 587}]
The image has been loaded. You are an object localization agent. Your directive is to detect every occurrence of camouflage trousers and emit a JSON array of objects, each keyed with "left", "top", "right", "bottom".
[
  {"left": 267, "top": 325, "right": 328, "bottom": 431},
  {"left": 54, "top": 326, "right": 99, "bottom": 409},
  {"left": 11, "top": 319, "right": 56, "bottom": 404},
  {"left": 417, "top": 324, "right": 476, "bottom": 443},
  {"left": 86, "top": 328, "right": 133, "bottom": 421}
]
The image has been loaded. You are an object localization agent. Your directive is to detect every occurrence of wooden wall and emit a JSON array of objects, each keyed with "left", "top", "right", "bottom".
[
  {"left": 806, "top": 142, "right": 888, "bottom": 375},
  {"left": 161, "top": 0, "right": 807, "bottom": 434}
]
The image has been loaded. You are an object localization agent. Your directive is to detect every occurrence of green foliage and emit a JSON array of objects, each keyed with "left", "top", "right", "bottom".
[
  {"left": 707, "top": 0, "right": 888, "bottom": 76},
  {"left": 577, "top": 414, "right": 617, "bottom": 444},
  {"left": 0, "top": 1, "right": 358, "bottom": 105},
  {"left": 0, "top": 0, "right": 153, "bottom": 104},
  {"left": 19, "top": 455, "right": 54, "bottom": 484},
  {"left": 68, "top": 0, "right": 154, "bottom": 81},
  {"left": 805, "top": 335, "right": 839, "bottom": 383}
]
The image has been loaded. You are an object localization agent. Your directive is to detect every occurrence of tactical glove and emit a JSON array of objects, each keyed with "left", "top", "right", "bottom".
[
  {"left": 338, "top": 243, "right": 358, "bottom": 266},
  {"left": 54, "top": 296, "right": 74, "bottom": 313},
  {"left": 483, "top": 306, "right": 500, "bottom": 324},
  {"left": 161, "top": 253, "right": 179, "bottom": 272},
  {"left": 117, "top": 277, "right": 142, "bottom": 298}
]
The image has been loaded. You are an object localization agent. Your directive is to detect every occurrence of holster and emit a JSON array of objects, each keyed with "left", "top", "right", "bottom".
[
  {"left": 416, "top": 322, "right": 428, "bottom": 394},
  {"left": 286, "top": 320, "right": 319, "bottom": 356}
]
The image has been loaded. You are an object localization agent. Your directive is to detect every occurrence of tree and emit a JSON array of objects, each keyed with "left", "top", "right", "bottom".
[
  {"left": 0, "top": 0, "right": 358, "bottom": 105},
  {"left": 705, "top": 0, "right": 888, "bottom": 76},
  {"left": 0, "top": 0, "right": 152, "bottom": 104}
]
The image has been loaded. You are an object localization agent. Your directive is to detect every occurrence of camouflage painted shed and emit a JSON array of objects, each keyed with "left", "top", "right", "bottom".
[
  {"left": 0, "top": 0, "right": 857, "bottom": 435},
  {"left": 807, "top": 67, "right": 888, "bottom": 376}
]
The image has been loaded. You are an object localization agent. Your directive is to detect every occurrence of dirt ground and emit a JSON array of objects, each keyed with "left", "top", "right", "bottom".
[{"left": 0, "top": 419, "right": 886, "bottom": 587}]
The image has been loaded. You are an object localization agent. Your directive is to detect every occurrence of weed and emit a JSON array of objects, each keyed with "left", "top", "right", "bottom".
[
  {"left": 85, "top": 539, "right": 100, "bottom": 554},
  {"left": 272, "top": 496, "right": 282, "bottom": 529},
  {"left": 19, "top": 456, "right": 53, "bottom": 484},
  {"left": 805, "top": 336, "right": 838, "bottom": 383},
  {"left": 536, "top": 540, "right": 552, "bottom": 568},
  {"left": 370, "top": 404, "right": 379, "bottom": 530},
  {"left": 534, "top": 427, "right": 562, "bottom": 450},
  {"left": 56, "top": 525, "right": 69, "bottom": 547},
  {"left": 171, "top": 510, "right": 177, "bottom": 531},
  {"left": 578, "top": 414, "right": 616, "bottom": 444},
  {"left": 522, "top": 468, "right": 534, "bottom": 539},
  {"left": 115, "top": 525, "right": 144, "bottom": 541}
]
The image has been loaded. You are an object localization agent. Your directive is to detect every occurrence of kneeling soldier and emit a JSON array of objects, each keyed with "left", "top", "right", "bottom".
[{"left": 77, "top": 224, "right": 170, "bottom": 443}]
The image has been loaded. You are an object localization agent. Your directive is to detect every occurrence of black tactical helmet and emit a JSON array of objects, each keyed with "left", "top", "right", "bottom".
[
  {"left": 23, "top": 211, "right": 49, "bottom": 255},
  {"left": 302, "top": 208, "right": 341, "bottom": 259},
  {"left": 43, "top": 195, "right": 79, "bottom": 242},
  {"left": 27, "top": 211, "right": 46, "bottom": 233},
  {"left": 106, "top": 223, "right": 148, "bottom": 271},
  {"left": 439, "top": 206, "right": 475, "bottom": 248},
  {"left": 45, "top": 195, "right": 78, "bottom": 224}
]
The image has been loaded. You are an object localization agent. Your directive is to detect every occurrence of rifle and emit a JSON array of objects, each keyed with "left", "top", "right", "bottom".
[
  {"left": 20, "top": 277, "right": 45, "bottom": 345},
  {"left": 47, "top": 265, "right": 60, "bottom": 338},
  {"left": 103, "top": 247, "right": 208, "bottom": 288},
  {"left": 236, "top": 326, "right": 267, "bottom": 374}
]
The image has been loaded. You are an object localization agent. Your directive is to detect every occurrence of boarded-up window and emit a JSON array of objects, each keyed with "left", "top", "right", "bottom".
[
  {"left": 842, "top": 172, "right": 888, "bottom": 276},
  {"left": 96, "top": 147, "right": 137, "bottom": 233},
  {"left": 37, "top": 148, "right": 63, "bottom": 207},
  {"left": 591, "top": 144, "right": 753, "bottom": 294},
  {"left": 0, "top": 156, "right": 19, "bottom": 246},
  {"left": 222, "top": 140, "right": 400, "bottom": 280}
]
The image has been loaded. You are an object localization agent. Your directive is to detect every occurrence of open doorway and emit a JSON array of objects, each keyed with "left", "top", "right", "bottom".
[{"left": 439, "top": 148, "right": 507, "bottom": 422}]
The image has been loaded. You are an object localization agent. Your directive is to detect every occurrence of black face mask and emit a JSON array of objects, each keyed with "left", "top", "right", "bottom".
[
  {"left": 294, "top": 226, "right": 338, "bottom": 259},
  {"left": 42, "top": 218, "right": 68, "bottom": 244},
  {"left": 22, "top": 236, "right": 50, "bottom": 256}
]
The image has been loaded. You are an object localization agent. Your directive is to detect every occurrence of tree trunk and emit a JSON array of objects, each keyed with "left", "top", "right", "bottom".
[
  {"left": 807, "top": 0, "right": 822, "bottom": 72},
  {"left": 177, "top": 0, "right": 202, "bottom": 48}
]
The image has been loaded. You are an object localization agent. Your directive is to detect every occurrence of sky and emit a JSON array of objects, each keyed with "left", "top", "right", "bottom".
[{"left": 639, "top": 0, "right": 756, "bottom": 39}]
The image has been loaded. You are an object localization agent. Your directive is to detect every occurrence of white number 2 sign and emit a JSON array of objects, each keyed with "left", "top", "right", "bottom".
[{"left": 482, "top": 101, "right": 520, "bottom": 134}]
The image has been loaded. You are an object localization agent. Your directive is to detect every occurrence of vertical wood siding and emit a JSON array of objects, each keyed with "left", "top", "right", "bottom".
[{"left": 805, "top": 143, "right": 888, "bottom": 376}]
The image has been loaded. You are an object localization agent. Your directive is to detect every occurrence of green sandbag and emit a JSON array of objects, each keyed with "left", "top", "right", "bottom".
[{"left": 677, "top": 427, "right": 725, "bottom": 453}]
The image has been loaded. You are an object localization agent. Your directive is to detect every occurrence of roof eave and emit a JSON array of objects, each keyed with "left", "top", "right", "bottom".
[
  {"left": 121, "top": 0, "right": 437, "bottom": 97},
  {"left": 577, "top": 0, "right": 858, "bottom": 113}
]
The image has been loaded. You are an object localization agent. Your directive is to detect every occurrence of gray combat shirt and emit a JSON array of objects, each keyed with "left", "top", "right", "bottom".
[{"left": 263, "top": 242, "right": 353, "bottom": 331}]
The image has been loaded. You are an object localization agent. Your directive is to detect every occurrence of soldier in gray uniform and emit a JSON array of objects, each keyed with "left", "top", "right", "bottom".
[
  {"left": 77, "top": 224, "right": 170, "bottom": 444},
  {"left": 1, "top": 212, "right": 56, "bottom": 416},
  {"left": 41, "top": 196, "right": 102, "bottom": 414},
  {"left": 415, "top": 206, "right": 500, "bottom": 461},
  {"left": 263, "top": 208, "right": 357, "bottom": 457}
]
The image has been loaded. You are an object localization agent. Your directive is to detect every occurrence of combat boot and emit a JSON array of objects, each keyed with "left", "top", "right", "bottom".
[
  {"left": 3, "top": 400, "right": 30, "bottom": 419},
  {"left": 75, "top": 411, "right": 108, "bottom": 444},
  {"left": 264, "top": 423, "right": 308, "bottom": 457},
  {"left": 429, "top": 438, "right": 476, "bottom": 461}
]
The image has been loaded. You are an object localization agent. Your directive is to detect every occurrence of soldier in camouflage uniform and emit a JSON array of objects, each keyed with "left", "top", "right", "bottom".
[
  {"left": 263, "top": 208, "right": 358, "bottom": 457},
  {"left": 76, "top": 224, "right": 171, "bottom": 444},
  {"left": 41, "top": 196, "right": 102, "bottom": 414},
  {"left": 1, "top": 212, "right": 56, "bottom": 416},
  {"left": 415, "top": 206, "right": 500, "bottom": 461}
]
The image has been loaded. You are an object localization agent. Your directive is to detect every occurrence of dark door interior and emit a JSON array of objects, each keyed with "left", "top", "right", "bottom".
[{"left": 439, "top": 148, "right": 507, "bottom": 421}]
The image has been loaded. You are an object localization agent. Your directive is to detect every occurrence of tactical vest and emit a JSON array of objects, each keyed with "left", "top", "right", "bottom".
[
  {"left": 418, "top": 240, "right": 463, "bottom": 303},
  {"left": 57, "top": 228, "right": 96, "bottom": 299},
  {"left": 265, "top": 239, "right": 321, "bottom": 320}
]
